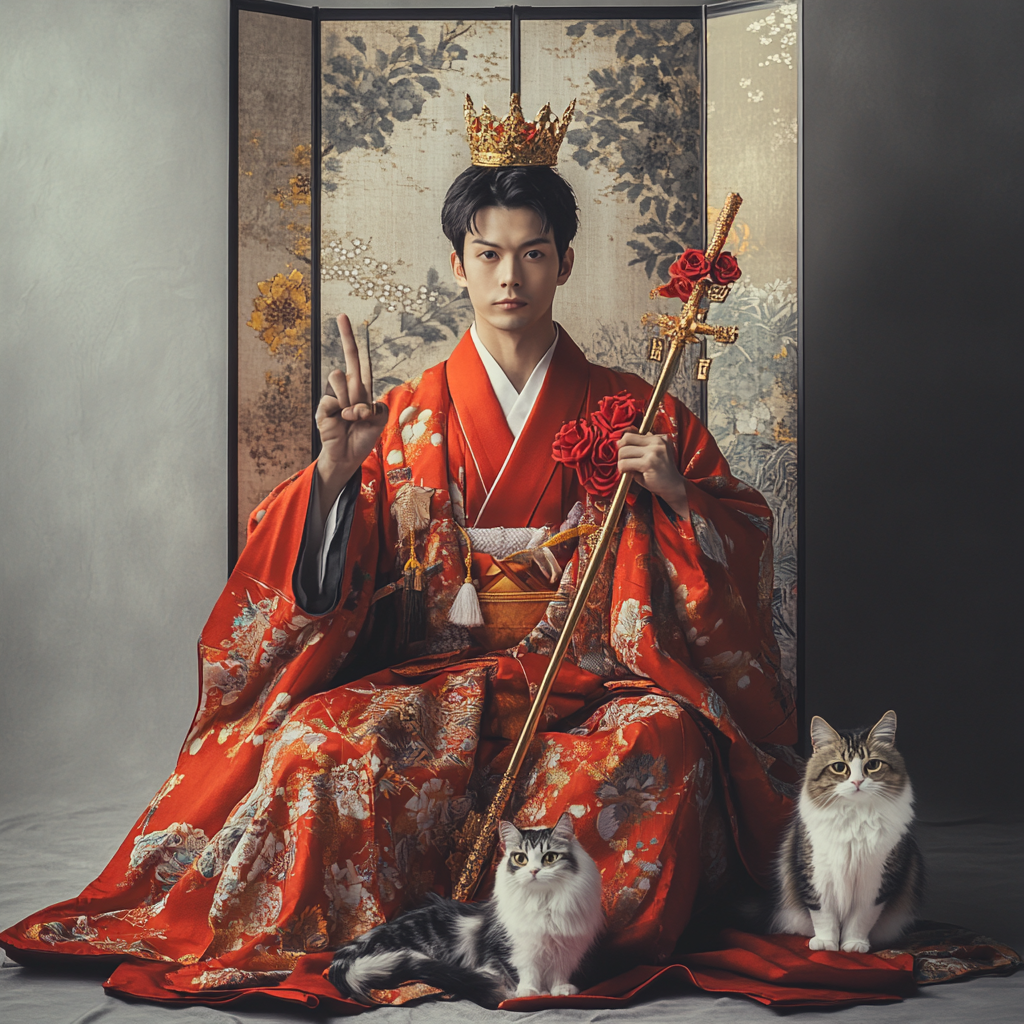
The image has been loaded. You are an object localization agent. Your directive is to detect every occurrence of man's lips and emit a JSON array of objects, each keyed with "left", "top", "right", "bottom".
[{"left": 493, "top": 299, "right": 526, "bottom": 309}]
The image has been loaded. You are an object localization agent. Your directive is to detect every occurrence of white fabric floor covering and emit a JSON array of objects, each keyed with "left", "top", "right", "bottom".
[{"left": 1, "top": 797, "right": 1021, "bottom": 1024}]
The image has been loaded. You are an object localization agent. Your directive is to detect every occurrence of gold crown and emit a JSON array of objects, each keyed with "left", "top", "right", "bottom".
[{"left": 464, "top": 93, "right": 576, "bottom": 167}]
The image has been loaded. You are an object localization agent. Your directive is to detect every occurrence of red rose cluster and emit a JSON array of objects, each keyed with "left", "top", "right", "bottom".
[
  {"left": 552, "top": 390, "right": 644, "bottom": 497},
  {"left": 657, "top": 248, "right": 742, "bottom": 303}
]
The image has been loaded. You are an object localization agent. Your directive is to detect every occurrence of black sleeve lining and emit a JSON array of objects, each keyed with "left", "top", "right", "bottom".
[{"left": 292, "top": 469, "right": 361, "bottom": 616}]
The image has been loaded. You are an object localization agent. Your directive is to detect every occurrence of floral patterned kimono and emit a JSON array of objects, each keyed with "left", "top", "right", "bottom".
[{"left": 1, "top": 329, "right": 798, "bottom": 1007}]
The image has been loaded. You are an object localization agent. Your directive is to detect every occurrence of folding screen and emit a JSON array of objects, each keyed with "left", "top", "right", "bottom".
[
  {"left": 232, "top": 4, "right": 313, "bottom": 552},
  {"left": 231, "top": 0, "right": 800, "bottom": 696},
  {"left": 707, "top": 0, "right": 800, "bottom": 685}
]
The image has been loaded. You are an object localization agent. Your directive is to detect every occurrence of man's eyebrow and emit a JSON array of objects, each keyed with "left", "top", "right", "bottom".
[{"left": 469, "top": 237, "right": 553, "bottom": 247}]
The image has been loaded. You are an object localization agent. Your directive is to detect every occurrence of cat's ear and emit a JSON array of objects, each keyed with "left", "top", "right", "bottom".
[
  {"left": 868, "top": 710, "right": 897, "bottom": 748},
  {"left": 810, "top": 715, "right": 841, "bottom": 750},
  {"left": 552, "top": 812, "right": 576, "bottom": 841},
  {"left": 498, "top": 820, "right": 521, "bottom": 852}
]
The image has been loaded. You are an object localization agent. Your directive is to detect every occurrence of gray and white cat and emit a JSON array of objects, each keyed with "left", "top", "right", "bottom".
[
  {"left": 327, "top": 813, "right": 605, "bottom": 1005},
  {"left": 773, "top": 710, "right": 924, "bottom": 953}
]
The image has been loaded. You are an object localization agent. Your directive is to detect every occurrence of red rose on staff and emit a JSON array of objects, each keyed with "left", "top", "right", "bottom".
[
  {"left": 593, "top": 390, "right": 643, "bottom": 438},
  {"left": 657, "top": 275, "right": 695, "bottom": 302},
  {"left": 657, "top": 248, "right": 710, "bottom": 303},
  {"left": 675, "top": 248, "right": 711, "bottom": 280},
  {"left": 552, "top": 418, "right": 595, "bottom": 467},
  {"left": 576, "top": 435, "right": 621, "bottom": 497},
  {"left": 711, "top": 251, "right": 742, "bottom": 285}
]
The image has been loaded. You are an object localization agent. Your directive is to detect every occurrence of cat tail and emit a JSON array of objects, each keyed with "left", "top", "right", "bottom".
[{"left": 327, "top": 949, "right": 504, "bottom": 1007}]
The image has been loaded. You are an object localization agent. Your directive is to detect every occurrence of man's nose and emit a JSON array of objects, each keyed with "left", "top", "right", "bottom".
[{"left": 500, "top": 258, "right": 521, "bottom": 288}]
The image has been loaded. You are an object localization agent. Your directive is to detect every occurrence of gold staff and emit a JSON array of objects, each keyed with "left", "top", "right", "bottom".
[{"left": 452, "top": 193, "right": 745, "bottom": 901}]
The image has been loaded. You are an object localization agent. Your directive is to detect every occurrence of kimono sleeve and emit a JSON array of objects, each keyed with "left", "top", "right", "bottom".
[
  {"left": 186, "top": 452, "right": 386, "bottom": 761},
  {"left": 651, "top": 396, "right": 796, "bottom": 745}
]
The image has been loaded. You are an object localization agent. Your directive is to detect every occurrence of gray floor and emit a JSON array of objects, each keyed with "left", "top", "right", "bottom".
[{"left": 1, "top": 797, "right": 1021, "bottom": 1024}]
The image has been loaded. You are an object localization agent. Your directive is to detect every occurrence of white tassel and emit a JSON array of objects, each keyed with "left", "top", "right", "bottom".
[
  {"left": 450, "top": 520, "right": 483, "bottom": 627},
  {"left": 448, "top": 580, "right": 484, "bottom": 627}
]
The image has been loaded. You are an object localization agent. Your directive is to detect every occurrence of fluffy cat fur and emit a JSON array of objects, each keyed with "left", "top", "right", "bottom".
[
  {"left": 773, "top": 710, "right": 924, "bottom": 953},
  {"left": 327, "top": 813, "right": 604, "bottom": 1005}
]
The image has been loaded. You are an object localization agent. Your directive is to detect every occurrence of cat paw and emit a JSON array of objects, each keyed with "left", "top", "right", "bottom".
[
  {"left": 550, "top": 984, "right": 578, "bottom": 997},
  {"left": 808, "top": 936, "right": 839, "bottom": 951},
  {"left": 514, "top": 985, "right": 542, "bottom": 999},
  {"left": 841, "top": 938, "right": 871, "bottom": 954}
]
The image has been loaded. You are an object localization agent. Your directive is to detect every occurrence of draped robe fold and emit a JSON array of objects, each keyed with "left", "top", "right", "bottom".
[{"left": 1, "top": 330, "right": 803, "bottom": 1007}]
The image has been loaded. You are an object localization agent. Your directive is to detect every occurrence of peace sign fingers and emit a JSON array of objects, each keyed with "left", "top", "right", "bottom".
[
  {"left": 331, "top": 314, "right": 368, "bottom": 417},
  {"left": 316, "top": 315, "right": 388, "bottom": 509}
]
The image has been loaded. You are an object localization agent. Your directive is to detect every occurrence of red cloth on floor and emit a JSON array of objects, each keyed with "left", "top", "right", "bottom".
[{"left": 100, "top": 931, "right": 916, "bottom": 1012}]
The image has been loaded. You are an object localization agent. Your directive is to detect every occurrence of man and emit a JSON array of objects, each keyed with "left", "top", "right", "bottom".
[{"left": 1, "top": 117, "right": 796, "bottom": 1008}]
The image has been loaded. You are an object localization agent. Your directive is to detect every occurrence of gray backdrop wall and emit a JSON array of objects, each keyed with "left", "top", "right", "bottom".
[
  {"left": 2, "top": 0, "right": 231, "bottom": 813},
  {"left": 1, "top": 0, "right": 1020, "bottom": 825},
  {"left": 802, "top": 0, "right": 1023, "bottom": 820}
]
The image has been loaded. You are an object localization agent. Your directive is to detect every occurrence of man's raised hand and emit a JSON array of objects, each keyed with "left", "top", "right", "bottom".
[{"left": 315, "top": 314, "right": 388, "bottom": 517}]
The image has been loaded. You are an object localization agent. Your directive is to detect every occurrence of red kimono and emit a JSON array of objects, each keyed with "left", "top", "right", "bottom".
[{"left": 1, "top": 330, "right": 804, "bottom": 1007}]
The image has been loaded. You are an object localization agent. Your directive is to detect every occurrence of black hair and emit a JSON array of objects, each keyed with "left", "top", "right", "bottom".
[{"left": 440, "top": 165, "right": 579, "bottom": 262}]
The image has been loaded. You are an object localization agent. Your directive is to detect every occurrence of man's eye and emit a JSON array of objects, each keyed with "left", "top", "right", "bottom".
[
  {"left": 526, "top": 250, "right": 544, "bottom": 259},
  {"left": 480, "top": 250, "right": 497, "bottom": 260}
]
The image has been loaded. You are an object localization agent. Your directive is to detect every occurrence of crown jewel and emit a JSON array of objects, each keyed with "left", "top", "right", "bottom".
[{"left": 464, "top": 93, "right": 576, "bottom": 167}]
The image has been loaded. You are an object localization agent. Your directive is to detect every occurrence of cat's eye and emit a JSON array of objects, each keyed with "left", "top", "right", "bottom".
[
  {"left": 542, "top": 852, "right": 560, "bottom": 865},
  {"left": 864, "top": 759, "right": 884, "bottom": 772},
  {"left": 511, "top": 852, "right": 528, "bottom": 866},
  {"left": 829, "top": 762, "right": 849, "bottom": 775}
]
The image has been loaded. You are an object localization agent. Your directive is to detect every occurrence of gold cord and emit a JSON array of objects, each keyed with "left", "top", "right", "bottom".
[
  {"left": 454, "top": 522, "right": 474, "bottom": 584},
  {"left": 403, "top": 527, "right": 422, "bottom": 573}
]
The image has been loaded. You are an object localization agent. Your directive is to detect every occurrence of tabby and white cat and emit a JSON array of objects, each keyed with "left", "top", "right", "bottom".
[
  {"left": 327, "top": 813, "right": 605, "bottom": 1006},
  {"left": 773, "top": 710, "right": 924, "bottom": 953}
]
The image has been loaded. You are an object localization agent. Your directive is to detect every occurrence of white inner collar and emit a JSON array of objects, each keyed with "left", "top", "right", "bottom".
[{"left": 469, "top": 323, "right": 559, "bottom": 439}]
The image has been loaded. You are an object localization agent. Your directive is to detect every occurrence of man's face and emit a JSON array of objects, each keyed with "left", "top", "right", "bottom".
[{"left": 450, "top": 205, "right": 573, "bottom": 339}]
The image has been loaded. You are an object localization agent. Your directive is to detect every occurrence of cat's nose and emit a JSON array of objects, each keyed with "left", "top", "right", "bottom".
[{"left": 530, "top": 869, "right": 540, "bottom": 877}]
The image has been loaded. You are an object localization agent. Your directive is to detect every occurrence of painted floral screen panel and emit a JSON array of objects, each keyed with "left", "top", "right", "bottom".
[
  {"left": 320, "top": 19, "right": 511, "bottom": 396},
  {"left": 519, "top": 16, "right": 704, "bottom": 414},
  {"left": 707, "top": 1, "right": 799, "bottom": 685},
  {"left": 236, "top": 10, "right": 312, "bottom": 557}
]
